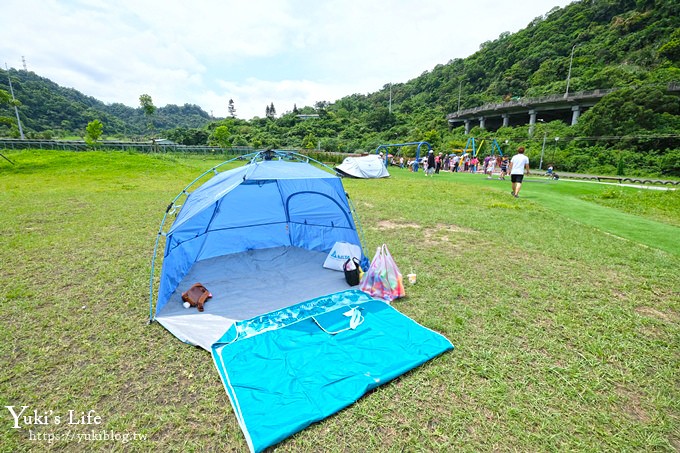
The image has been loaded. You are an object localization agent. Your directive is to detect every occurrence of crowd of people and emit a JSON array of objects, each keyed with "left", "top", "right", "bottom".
[
  {"left": 398, "top": 151, "right": 510, "bottom": 179},
  {"left": 389, "top": 147, "right": 532, "bottom": 197}
]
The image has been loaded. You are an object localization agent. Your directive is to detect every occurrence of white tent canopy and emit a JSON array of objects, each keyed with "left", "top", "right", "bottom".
[{"left": 335, "top": 155, "right": 389, "bottom": 178}]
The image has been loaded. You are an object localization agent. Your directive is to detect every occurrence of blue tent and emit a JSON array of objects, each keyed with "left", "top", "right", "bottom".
[
  {"left": 149, "top": 151, "right": 453, "bottom": 452},
  {"left": 150, "top": 152, "right": 368, "bottom": 348}
]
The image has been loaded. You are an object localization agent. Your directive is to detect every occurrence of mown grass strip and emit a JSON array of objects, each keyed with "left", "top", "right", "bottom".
[{"left": 0, "top": 150, "right": 678, "bottom": 452}]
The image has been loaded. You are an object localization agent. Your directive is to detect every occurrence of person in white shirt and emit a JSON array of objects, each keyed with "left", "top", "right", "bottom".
[
  {"left": 508, "top": 147, "right": 530, "bottom": 198},
  {"left": 486, "top": 157, "right": 496, "bottom": 179}
]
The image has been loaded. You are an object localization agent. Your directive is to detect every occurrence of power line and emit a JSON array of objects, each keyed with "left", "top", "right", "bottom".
[{"left": 5, "top": 63, "right": 25, "bottom": 139}]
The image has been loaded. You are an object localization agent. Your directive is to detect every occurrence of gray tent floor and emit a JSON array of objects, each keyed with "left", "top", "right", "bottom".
[{"left": 156, "top": 246, "right": 353, "bottom": 350}]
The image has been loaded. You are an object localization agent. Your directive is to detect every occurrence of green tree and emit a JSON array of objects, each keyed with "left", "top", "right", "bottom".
[
  {"left": 85, "top": 119, "right": 104, "bottom": 144},
  {"left": 422, "top": 129, "right": 441, "bottom": 149},
  {"left": 167, "top": 127, "right": 209, "bottom": 145},
  {"left": 139, "top": 94, "right": 156, "bottom": 116},
  {"left": 0, "top": 89, "right": 16, "bottom": 128},
  {"left": 211, "top": 125, "right": 231, "bottom": 148},
  {"left": 658, "top": 28, "right": 680, "bottom": 62},
  {"left": 232, "top": 134, "right": 248, "bottom": 146},
  {"left": 577, "top": 86, "right": 678, "bottom": 139},
  {"left": 302, "top": 132, "right": 317, "bottom": 149},
  {"left": 139, "top": 94, "right": 156, "bottom": 134},
  {"left": 0, "top": 88, "right": 22, "bottom": 133},
  {"left": 366, "top": 107, "right": 396, "bottom": 132},
  {"left": 266, "top": 102, "right": 276, "bottom": 119},
  {"left": 0, "top": 89, "right": 11, "bottom": 105}
]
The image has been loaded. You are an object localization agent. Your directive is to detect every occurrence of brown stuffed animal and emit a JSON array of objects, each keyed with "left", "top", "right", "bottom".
[{"left": 181, "top": 283, "right": 212, "bottom": 312}]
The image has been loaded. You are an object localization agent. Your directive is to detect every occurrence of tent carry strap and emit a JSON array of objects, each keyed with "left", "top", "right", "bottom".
[{"left": 311, "top": 307, "right": 364, "bottom": 335}]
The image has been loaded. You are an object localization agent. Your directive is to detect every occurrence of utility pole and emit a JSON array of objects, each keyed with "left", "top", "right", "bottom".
[
  {"left": 388, "top": 83, "right": 392, "bottom": 114},
  {"left": 565, "top": 44, "right": 579, "bottom": 98},
  {"left": 457, "top": 80, "right": 462, "bottom": 114},
  {"left": 539, "top": 131, "right": 547, "bottom": 171},
  {"left": 5, "top": 63, "right": 25, "bottom": 139}
]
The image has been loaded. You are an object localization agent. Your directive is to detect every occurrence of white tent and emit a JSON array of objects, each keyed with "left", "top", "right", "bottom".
[{"left": 335, "top": 155, "right": 390, "bottom": 178}]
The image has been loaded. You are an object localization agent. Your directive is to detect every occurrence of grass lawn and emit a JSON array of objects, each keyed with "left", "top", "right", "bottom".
[{"left": 1, "top": 150, "right": 678, "bottom": 452}]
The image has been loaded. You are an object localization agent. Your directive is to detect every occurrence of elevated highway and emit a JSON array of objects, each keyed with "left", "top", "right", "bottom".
[{"left": 448, "top": 82, "right": 680, "bottom": 134}]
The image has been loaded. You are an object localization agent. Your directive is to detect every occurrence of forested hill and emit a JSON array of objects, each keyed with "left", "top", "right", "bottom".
[
  {"left": 217, "top": 0, "right": 678, "bottom": 175},
  {"left": 1, "top": 0, "right": 679, "bottom": 175},
  {"left": 0, "top": 69, "right": 212, "bottom": 138},
  {"left": 354, "top": 0, "right": 680, "bottom": 134}
]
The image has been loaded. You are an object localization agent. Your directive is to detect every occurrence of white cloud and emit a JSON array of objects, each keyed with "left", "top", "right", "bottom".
[{"left": 1, "top": 0, "right": 574, "bottom": 120}]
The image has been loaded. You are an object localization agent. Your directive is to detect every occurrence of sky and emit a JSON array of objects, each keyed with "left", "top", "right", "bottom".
[{"left": 2, "top": 0, "right": 574, "bottom": 120}]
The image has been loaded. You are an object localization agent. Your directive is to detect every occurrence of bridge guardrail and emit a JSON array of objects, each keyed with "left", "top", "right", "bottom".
[{"left": 448, "top": 88, "right": 618, "bottom": 119}]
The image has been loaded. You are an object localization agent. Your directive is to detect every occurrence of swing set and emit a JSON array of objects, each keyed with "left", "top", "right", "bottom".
[
  {"left": 461, "top": 137, "right": 504, "bottom": 157},
  {"left": 374, "top": 141, "right": 433, "bottom": 172}
]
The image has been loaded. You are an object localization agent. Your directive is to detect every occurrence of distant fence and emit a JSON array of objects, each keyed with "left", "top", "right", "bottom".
[
  {"left": 0, "top": 139, "right": 351, "bottom": 165},
  {"left": 0, "top": 138, "right": 256, "bottom": 154}
]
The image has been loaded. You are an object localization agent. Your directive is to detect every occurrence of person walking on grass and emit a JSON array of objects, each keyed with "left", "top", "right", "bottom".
[
  {"left": 426, "top": 150, "right": 435, "bottom": 176},
  {"left": 499, "top": 156, "right": 509, "bottom": 180},
  {"left": 486, "top": 156, "right": 496, "bottom": 179},
  {"left": 470, "top": 155, "right": 479, "bottom": 173},
  {"left": 509, "top": 146, "right": 530, "bottom": 198}
]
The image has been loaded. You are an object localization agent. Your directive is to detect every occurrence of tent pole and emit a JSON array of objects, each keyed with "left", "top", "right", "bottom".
[{"left": 0, "top": 152, "right": 14, "bottom": 165}]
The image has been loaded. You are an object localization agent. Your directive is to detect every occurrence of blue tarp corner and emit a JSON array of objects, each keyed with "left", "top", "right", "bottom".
[{"left": 211, "top": 290, "right": 454, "bottom": 453}]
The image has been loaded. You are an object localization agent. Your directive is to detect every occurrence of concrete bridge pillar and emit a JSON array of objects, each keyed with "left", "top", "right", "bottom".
[
  {"left": 464, "top": 120, "right": 471, "bottom": 135},
  {"left": 502, "top": 113, "right": 509, "bottom": 127},
  {"left": 571, "top": 105, "right": 581, "bottom": 125},
  {"left": 528, "top": 109, "right": 537, "bottom": 136},
  {"left": 479, "top": 116, "right": 486, "bottom": 130}
]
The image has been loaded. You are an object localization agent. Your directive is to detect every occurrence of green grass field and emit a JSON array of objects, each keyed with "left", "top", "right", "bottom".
[{"left": 1, "top": 150, "right": 678, "bottom": 452}]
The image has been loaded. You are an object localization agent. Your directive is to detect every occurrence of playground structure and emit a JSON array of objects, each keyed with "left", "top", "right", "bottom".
[
  {"left": 375, "top": 141, "right": 432, "bottom": 172},
  {"left": 461, "top": 137, "right": 505, "bottom": 157},
  {"left": 373, "top": 139, "right": 510, "bottom": 173}
]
